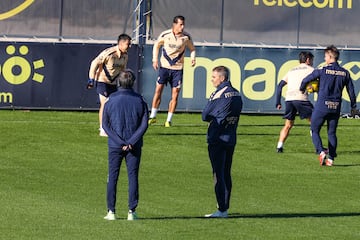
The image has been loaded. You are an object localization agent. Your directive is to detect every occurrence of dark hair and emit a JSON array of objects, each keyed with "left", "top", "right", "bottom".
[
  {"left": 173, "top": 15, "right": 185, "bottom": 23},
  {"left": 325, "top": 45, "right": 339, "bottom": 61},
  {"left": 212, "top": 66, "right": 229, "bottom": 81},
  {"left": 299, "top": 51, "right": 314, "bottom": 63},
  {"left": 117, "top": 33, "right": 131, "bottom": 43},
  {"left": 116, "top": 69, "right": 136, "bottom": 89}
]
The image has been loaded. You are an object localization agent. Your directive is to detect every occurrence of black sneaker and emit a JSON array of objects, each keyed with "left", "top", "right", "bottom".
[{"left": 277, "top": 147, "right": 283, "bottom": 153}]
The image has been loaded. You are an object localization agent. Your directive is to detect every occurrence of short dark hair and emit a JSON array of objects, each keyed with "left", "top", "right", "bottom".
[
  {"left": 325, "top": 45, "right": 340, "bottom": 61},
  {"left": 117, "top": 33, "right": 131, "bottom": 43},
  {"left": 299, "top": 51, "right": 314, "bottom": 63},
  {"left": 173, "top": 15, "right": 185, "bottom": 23},
  {"left": 116, "top": 69, "right": 136, "bottom": 89},
  {"left": 212, "top": 66, "right": 229, "bottom": 81}
]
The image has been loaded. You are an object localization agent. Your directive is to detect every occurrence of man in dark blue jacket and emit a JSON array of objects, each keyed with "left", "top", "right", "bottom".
[
  {"left": 300, "top": 45, "right": 357, "bottom": 167},
  {"left": 202, "top": 66, "right": 243, "bottom": 218},
  {"left": 102, "top": 70, "right": 149, "bottom": 220}
]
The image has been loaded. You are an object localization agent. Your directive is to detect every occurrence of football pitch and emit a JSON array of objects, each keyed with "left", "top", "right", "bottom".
[{"left": 0, "top": 110, "right": 359, "bottom": 239}]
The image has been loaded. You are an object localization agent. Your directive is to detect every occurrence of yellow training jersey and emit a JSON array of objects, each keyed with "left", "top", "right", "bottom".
[
  {"left": 152, "top": 29, "right": 196, "bottom": 70},
  {"left": 283, "top": 63, "right": 314, "bottom": 101},
  {"left": 89, "top": 46, "right": 128, "bottom": 84}
]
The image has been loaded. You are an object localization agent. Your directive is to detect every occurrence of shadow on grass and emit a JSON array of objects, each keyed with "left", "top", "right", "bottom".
[
  {"left": 333, "top": 163, "right": 360, "bottom": 167},
  {"left": 149, "top": 132, "right": 281, "bottom": 136},
  {"left": 141, "top": 212, "right": 360, "bottom": 220},
  {"left": 338, "top": 150, "right": 360, "bottom": 155},
  {"left": 149, "top": 132, "right": 205, "bottom": 136}
]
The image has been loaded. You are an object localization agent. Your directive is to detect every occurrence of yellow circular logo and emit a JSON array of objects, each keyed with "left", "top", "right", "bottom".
[{"left": 0, "top": 45, "right": 45, "bottom": 85}]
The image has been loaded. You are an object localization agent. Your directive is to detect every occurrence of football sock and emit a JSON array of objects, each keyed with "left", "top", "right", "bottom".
[
  {"left": 149, "top": 108, "right": 158, "bottom": 118},
  {"left": 277, "top": 142, "right": 283, "bottom": 149},
  {"left": 166, "top": 112, "right": 173, "bottom": 122}
]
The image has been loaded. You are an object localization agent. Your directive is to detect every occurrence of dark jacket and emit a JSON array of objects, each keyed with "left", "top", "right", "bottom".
[
  {"left": 102, "top": 88, "right": 149, "bottom": 148},
  {"left": 300, "top": 62, "right": 356, "bottom": 113},
  {"left": 202, "top": 81, "right": 243, "bottom": 146}
]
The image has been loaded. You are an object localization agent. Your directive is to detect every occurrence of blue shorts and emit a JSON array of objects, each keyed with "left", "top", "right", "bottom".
[
  {"left": 96, "top": 82, "right": 117, "bottom": 97},
  {"left": 283, "top": 101, "right": 313, "bottom": 120},
  {"left": 157, "top": 67, "right": 183, "bottom": 88}
]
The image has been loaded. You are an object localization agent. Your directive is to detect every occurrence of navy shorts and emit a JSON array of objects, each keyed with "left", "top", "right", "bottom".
[
  {"left": 157, "top": 67, "right": 183, "bottom": 88},
  {"left": 96, "top": 82, "right": 117, "bottom": 97},
  {"left": 283, "top": 100, "right": 313, "bottom": 120}
]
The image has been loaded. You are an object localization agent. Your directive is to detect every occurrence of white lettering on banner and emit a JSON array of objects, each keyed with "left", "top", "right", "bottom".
[
  {"left": 182, "top": 57, "right": 360, "bottom": 102},
  {"left": 254, "top": 0, "right": 353, "bottom": 9}
]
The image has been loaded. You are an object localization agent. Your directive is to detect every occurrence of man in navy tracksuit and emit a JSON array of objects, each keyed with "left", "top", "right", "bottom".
[
  {"left": 300, "top": 45, "right": 357, "bottom": 167},
  {"left": 202, "top": 66, "right": 243, "bottom": 218},
  {"left": 102, "top": 70, "right": 149, "bottom": 220}
]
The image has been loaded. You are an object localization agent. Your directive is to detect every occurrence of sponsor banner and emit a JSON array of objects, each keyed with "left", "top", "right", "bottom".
[
  {"left": 0, "top": 42, "right": 358, "bottom": 113},
  {"left": 1, "top": 1, "right": 358, "bottom": 47},
  {"left": 0, "top": 42, "right": 139, "bottom": 109},
  {"left": 151, "top": 0, "right": 360, "bottom": 46},
  {"left": 140, "top": 45, "right": 360, "bottom": 113}
]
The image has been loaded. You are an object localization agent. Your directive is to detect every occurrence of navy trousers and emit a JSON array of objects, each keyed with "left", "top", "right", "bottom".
[
  {"left": 106, "top": 146, "right": 141, "bottom": 213},
  {"left": 208, "top": 143, "right": 235, "bottom": 212},
  {"left": 311, "top": 110, "right": 339, "bottom": 159}
]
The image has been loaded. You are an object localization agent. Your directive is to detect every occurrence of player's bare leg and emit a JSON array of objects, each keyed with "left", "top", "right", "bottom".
[
  {"left": 165, "top": 87, "right": 181, "bottom": 127},
  {"left": 149, "top": 83, "right": 165, "bottom": 124},
  {"left": 277, "top": 119, "right": 294, "bottom": 152},
  {"left": 99, "top": 94, "right": 108, "bottom": 137}
]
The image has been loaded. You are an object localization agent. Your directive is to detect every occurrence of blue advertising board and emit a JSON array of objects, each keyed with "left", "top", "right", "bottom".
[
  {"left": 0, "top": 42, "right": 359, "bottom": 113},
  {"left": 141, "top": 45, "right": 360, "bottom": 113},
  {"left": 0, "top": 42, "right": 139, "bottom": 109}
]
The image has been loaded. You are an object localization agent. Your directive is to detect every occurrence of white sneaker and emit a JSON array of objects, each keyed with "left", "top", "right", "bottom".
[
  {"left": 325, "top": 159, "right": 334, "bottom": 167},
  {"left": 99, "top": 128, "right": 108, "bottom": 137},
  {"left": 204, "top": 210, "right": 228, "bottom": 218},
  {"left": 127, "top": 211, "right": 138, "bottom": 221},
  {"left": 104, "top": 210, "right": 116, "bottom": 220}
]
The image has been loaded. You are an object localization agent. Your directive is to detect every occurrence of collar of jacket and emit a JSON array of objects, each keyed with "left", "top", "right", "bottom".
[{"left": 217, "top": 81, "right": 231, "bottom": 90}]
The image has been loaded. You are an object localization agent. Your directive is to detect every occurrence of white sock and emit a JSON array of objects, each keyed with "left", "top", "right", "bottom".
[
  {"left": 277, "top": 142, "right": 283, "bottom": 148},
  {"left": 150, "top": 108, "right": 158, "bottom": 118},
  {"left": 166, "top": 112, "right": 173, "bottom": 122}
]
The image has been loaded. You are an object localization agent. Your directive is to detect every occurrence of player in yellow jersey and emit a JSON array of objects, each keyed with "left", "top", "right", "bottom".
[
  {"left": 148, "top": 15, "right": 196, "bottom": 127},
  {"left": 88, "top": 34, "right": 131, "bottom": 136}
]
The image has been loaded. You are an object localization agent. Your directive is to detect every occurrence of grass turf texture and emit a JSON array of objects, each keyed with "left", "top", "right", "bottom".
[{"left": 0, "top": 110, "right": 359, "bottom": 239}]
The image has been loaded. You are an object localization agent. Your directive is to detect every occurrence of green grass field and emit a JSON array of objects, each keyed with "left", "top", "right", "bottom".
[{"left": 0, "top": 110, "right": 359, "bottom": 239}]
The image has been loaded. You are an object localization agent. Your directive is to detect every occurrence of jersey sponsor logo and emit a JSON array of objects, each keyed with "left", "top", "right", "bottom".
[
  {"left": 225, "top": 116, "right": 239, "bottom": 125},
  {"left": 224, "top": 91, "right": 240, "bottom": 98},
  {"left": 254, "top": 0, "right": 353, "bottom": 9},
  {"left": 325, "top": 69, "right": 347, "bottom": 76},
  {"left": 325, "top": 101, "right": 340, "bottom": 109}
]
